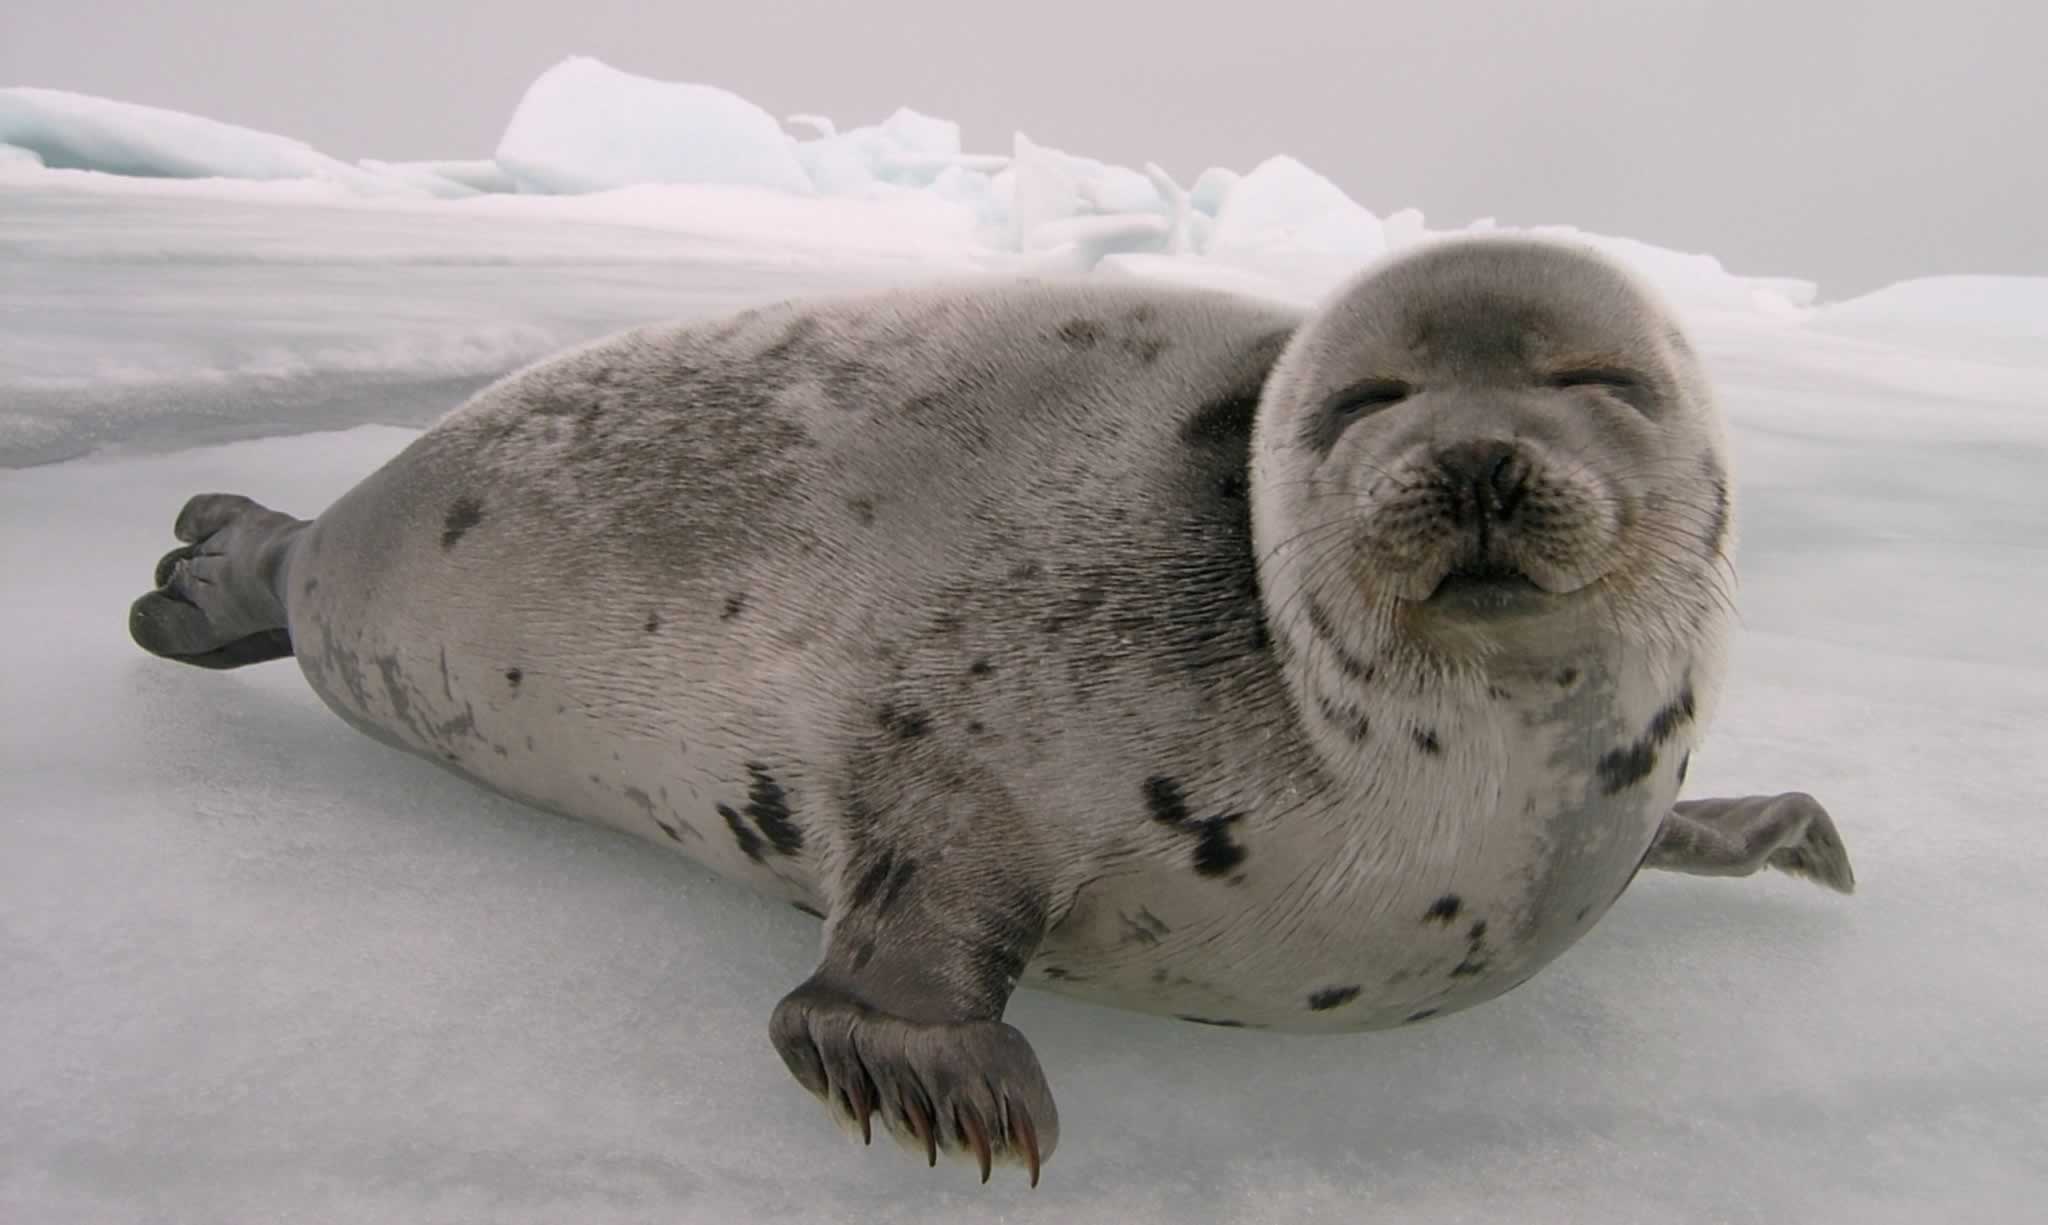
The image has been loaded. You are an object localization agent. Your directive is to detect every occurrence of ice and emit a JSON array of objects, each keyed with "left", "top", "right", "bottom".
[
  {"left": 1002, "top": 133, "right": 1167, "bottom": 255},
  {"left": 1188, "top": 166, "right": 1240, "bottom": 216},
  {"left": 1207, "top": 154, "right": 1386, "bottom": 260},
  {"left": 0, "top": 61, "right": 1831, "bottom": 313},
  {"left": 1194, "top": 154, "right": 1390, "bottom": 299},
  {"left": 793, "top": 107, "right": 977, "bottom": 196},
  {"left": 494, "top": 57, "right": 813, "bottom": 196},
  {"left": 0, "top": 86, "right": 387, "bottom": 190}
]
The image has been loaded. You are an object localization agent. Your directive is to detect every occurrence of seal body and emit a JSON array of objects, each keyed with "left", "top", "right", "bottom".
[
  {"left": 133, "top": 238, "right": 1838, "bottom": 1179},
  {"left": 269, "top": 277, "right": 1691, "bottom": 1032}
]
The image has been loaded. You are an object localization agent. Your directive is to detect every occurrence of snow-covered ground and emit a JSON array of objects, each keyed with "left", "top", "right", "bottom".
[{"left": 4, "top": 61, "right": 2047, "bottom": 1225}]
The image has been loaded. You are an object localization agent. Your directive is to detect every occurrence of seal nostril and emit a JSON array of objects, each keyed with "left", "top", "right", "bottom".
[
  {"left": 1489, "top": 450, "right": 1529, "bottom": 516},
  {"left": 1436, "top": 440, "right": 1526, "bottom": 520}
]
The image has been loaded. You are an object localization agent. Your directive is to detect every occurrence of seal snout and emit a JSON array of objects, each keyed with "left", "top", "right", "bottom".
[
  {"left": 1415, "top": 437, "right": 1549, "bottom": 606},
  {"left": 1435, "top": 439, "right": 1531, "bottom": 527},
  {"left": 1359, "top": 432, "right": 1617, "bottom": 609}
]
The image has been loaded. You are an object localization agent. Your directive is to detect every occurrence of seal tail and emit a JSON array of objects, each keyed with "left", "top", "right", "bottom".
[{"left": 129, "top": 493, "right": 306, "bottom": 670}]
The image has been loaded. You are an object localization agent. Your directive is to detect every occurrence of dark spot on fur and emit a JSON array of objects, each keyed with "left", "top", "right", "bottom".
[
  {"left": 1558, "top": 667, "right": 1580, "bottom": 688},
  {"left": 966, "top": 719, "right": 986, "bottom": 736},
  {"left": 1677, "top": 751, "right": 1691, "bottom": 784},
  {"left": 1305, "top": 598, "right": 1372, "bottom": 682},
  {"left": 1575, "top": 905, "right": 1591, "bottom": 922},
  {"left": 877, "top": 857, "right": 918, "bottom": 914},
  {"left": 792, "top": 901, "right": 824, "bottom": 919},
  {"left": 655, "top": 819, "right": 686, "bottom": 843},
  {"left": 1143, "top": 775, "right": 1248, "bottom": 878},
  {"left": 717, "top": 803, "right": 764, "bottom": 862},
  {"left": 847, "top": 852, "right": 896, "bottom": 910},
  {"left": 848, "top": 495, "right": 877, "bottom": 525},
  {"left": 968, "top": 657, "right": 994, "bottom": 676},
  {"left": 1425, "top": 895, "right": 1462, "bottom": 923},
  {"left": 721, "top": 593, "right": 747, "bottom": 621},
  {"left": 1315, "top": 691, "right": 1371, "bottom": 742},
  {"left": 1598, "top": 742, "right": 1658, "bottom": 794},
  {"left": 1041, "top": 584, "right": 1107, "bottom": 634},
  {"left": 1178, "top": 1015, "right": 1246, "bottom": 1028},
  {"left": 1404, "top": 1007, "right": 1440, "bottom": 1024},
  {"left": 1650, "top": 687, "right": 1697, "bottom": 741},
  {"left": 503, "top": 667, "right": 522, "bottom": 688},
  {"left": 1450, "top": 959, "right": 1488, "bottom": 978},
  {"left": 1057, "top": 318, "right": 1105, "bottom": 349},
  {"left": 1599, "top": 685, "right": 1697, "bottom": 794},
  {"left": 1308, "top": 985, "right": 1361, "bottom": 1011},
  {"left": 440, "top": 497, "right": 483, "bottom": 550},
  {"left": 1468, "top": 920, "right": 1488, "bottom": 943},
  {"left": 1119, "top": 908, "right": 1170, "bottom": 947},
  {"left": 877, "top": 703, "right": 931, "bottom": 740},
  {"left": 1704, "top": 460, "right": 1731, "bottom": 553},
  {"left": 302, "top": 577, "right": 319, "bottom": 596},
  {"left": 744, "top": 763, "right": 802, "bottom": 855},
  {"left": 1123, "top": 335, "right": 1169, "bottom": 364},
  {"left": 1489, "top": 685, "right": 1513, "bottom": 701},
  {"left": 1042, "top": 965, "right": 1071, "bottom": 981},
  {"left": 1413, "top": 727, "right": 1443, "bottom": 755},
  {"left": 1191, "top": 823, "right": 1246, "bottom": 877},
  {"left": 644, "top": 612, "right": 661, "bottom": 633},
  {"left": 1180, "top": 393, "right": 1259, "bottom": 449}
]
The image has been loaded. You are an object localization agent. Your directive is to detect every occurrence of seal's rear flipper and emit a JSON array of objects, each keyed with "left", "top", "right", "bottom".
[
  {"left": 1643, "top": 792, "right": 1855, "bottom": 894},
  {"left": 129, "top": 492, "right": 306, "bottom": 670}
]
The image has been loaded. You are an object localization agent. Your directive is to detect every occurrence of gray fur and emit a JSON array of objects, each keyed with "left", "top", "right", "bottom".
[{"left": 125, "top": 236, "right": 1852, "bottom": 1182}]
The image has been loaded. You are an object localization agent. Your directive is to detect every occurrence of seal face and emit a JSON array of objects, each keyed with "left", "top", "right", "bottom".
[{"left": 126, "top": 236, "right": 1851, "bottom": 1184}]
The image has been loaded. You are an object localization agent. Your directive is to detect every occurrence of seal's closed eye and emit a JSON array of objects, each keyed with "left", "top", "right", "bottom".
[
  {"left": 1324, "top": 379, "right": 1413, "bottom": 423},
  {"left": 1547, "top": 367, "right": 1654, "bottom": 412}
]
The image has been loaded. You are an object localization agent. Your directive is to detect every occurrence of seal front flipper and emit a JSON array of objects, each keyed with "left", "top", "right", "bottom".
[
  {"left": 1642, "top": 793, "right": 1855, "bottom": 894},
  {"left": 768, "top": 835, "right": 1058, "bottom": 1184}
]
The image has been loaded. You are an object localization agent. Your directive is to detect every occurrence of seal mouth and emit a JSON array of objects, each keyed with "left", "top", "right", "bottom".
[{"left": 1419, "top": 560, "right": 1552, "bottom": 615}]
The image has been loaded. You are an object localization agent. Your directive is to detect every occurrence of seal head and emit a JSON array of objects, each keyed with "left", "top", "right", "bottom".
[{"left": 1253, "top": 237, "right": 1735, "bottom": 737}]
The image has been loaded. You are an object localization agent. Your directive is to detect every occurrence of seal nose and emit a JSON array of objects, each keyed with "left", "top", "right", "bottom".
[{"left": 1436, "top": 439, "right": 1528, "bottom": 522}]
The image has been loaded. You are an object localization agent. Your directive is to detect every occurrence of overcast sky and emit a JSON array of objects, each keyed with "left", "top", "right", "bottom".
[{"left": 3, "top": 0, "right": 2041, "bottom": 295}]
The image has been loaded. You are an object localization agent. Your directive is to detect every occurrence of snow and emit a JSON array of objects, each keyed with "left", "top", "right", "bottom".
[
  {"left": 494, "top": 57, "right": 814, "bottom": 196},
  {"left": 4, "top": 63, "right": 2048, "bottom": 1225},
  {"left": 356, "top": 158, "right": 517, "bottom": 199},
  {"left": 0, "top": 186, "right": 977, "bottom": 468}
]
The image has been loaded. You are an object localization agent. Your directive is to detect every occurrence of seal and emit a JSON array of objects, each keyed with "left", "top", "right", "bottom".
[{"left": 126, "top": 236, "right": 1854, "bottom": 1185}]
